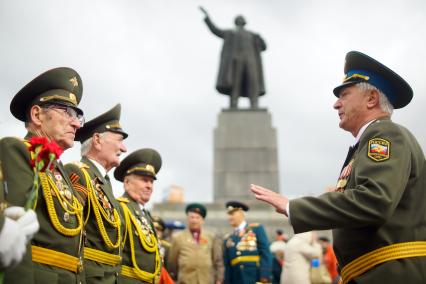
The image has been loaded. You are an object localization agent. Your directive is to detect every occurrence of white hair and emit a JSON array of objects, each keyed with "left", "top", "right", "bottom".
[
  {"left": 80, "top": 132, "right": 107, "bottom": 156},
  {"left": 356, "top": 82, "right": 394, "bottom": 116}
]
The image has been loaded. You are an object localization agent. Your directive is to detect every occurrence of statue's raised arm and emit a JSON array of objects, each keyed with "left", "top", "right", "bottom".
[{"left": 199, "top": 6, "right": 225, "bottom": 38}]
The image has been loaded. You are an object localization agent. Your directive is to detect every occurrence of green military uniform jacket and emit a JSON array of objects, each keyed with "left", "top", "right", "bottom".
[
  {"left": 168, "top": 229, "right": 224, "bottom": 284},
  {"left": 0, "top": 135, "right": 84, "bottom": 284},
  {"left": 65, "top": 157, "right": 123, "bottom": 284},
  {"left": 223, "top": 223, "right": 272, "bottom": 284},
  {"left": 290, "top": 118, "right": 426, "bottom": 283},
  {"left": 118, "top": 193, "right": 161, "bottom": 284}
]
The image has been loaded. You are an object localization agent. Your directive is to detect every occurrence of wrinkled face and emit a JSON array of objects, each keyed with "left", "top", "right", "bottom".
[
  {"left": 37, "top": 105, "right": 81, "bottom": 149},
  {"left": 187, "top": 212, "right": 204, "bottom": 231},
  {"left": 333, "top": 85, "right": 369, "bottom": 136},
  {"left": 227, "top": 209, "right": 245, "bottom": 228},
  {"left": 95, "top": 132, "right": 127, "bottom": 171},
  {"left": 124, "top": 174, "right": 154, "bottom": 205}
]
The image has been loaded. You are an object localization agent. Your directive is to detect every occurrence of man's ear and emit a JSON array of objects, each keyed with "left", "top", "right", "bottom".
[
  {"left": 92, "top": 133, "right": 102, "bottom": 150},
  {"left": 29, "top": 105, "right": 43, "bottom": 126},
  {"left": 366, "top": 89, "right": 380, "bottom": 109},
  {"left": 123, "top": 175, "right": 131, "bottom": 188}
]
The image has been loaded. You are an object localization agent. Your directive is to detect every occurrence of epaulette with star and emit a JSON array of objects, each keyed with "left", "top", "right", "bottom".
[
  {"left": 71, "top": 161, "right": 90, "bottom": 169},
  {"left": 117, "top": 197, "right": 129, "bottom": 203}
]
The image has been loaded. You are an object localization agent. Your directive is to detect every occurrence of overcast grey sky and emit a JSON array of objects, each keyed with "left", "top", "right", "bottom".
[{"left": 1, "top": 0, "right": 425, "bottom": 206}]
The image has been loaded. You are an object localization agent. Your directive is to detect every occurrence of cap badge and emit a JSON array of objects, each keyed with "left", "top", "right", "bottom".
[
  {"left": 145, "top": 164, "right": 155, "bottom": 174},
  {"left": 69, "top": 76, "right": 78, "bottom": 87},
  {"left": 105, "top": 122, "right": 121, "bottom": 130},
  {"left": 69, "top": 93, "right": 77, "bottom": 105}
]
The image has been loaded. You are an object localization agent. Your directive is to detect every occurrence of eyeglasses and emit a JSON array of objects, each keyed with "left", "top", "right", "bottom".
[{"left": 42, "top": 105, "right": 85, "bottom": 127}]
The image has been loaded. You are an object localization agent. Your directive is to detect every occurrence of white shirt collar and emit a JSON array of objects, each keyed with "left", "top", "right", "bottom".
[
  {"left": 138, "top": 203, "right": 146, "bottom": 212},
  {"left": 88, "top": 158, "right": 107, "bottom": 178},
  {"left": 354, "top": 119, "right": 376, "bottom": 144},
  {"left": 237, "top": 220, "right": 247, "bottom": 231}
]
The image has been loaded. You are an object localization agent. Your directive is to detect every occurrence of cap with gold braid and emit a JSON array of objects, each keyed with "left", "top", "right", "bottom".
[
  {"left": 333, "top": 51, "right": 413, "bottom": 109},
  {"left": 226, "top": 200, "right": 249, "bottom": 213},
  {"left": 75, "top": 103, "right": 128, "bottom": 142},
  {"left": 114, "top": 148, "right": 162, "bottom": 182},
  {"left": 10, "top": 67, "right": 83, "bottom": 121}
]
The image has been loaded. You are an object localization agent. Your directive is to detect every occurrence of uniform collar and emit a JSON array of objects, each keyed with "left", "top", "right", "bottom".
[
  {"left": 354, "top": 119, "right": 376, "bottom": 145},
  {"left": 87, "top": 158, "right": 107, "bottom": 178},
  {"left": 138, "top": 203, "right": 146, "bottom": 212},
  {"left": 236, "top": 220, "right": 247, "bottom": 232}
]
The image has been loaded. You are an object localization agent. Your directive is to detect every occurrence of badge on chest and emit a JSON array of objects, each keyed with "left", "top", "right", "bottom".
[{"left": 335, "top": 159, "right": 354, "bottom": 192}]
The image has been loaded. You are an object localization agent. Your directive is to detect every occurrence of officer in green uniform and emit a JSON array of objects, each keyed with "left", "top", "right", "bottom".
[
  {"left": 0, "top": 67, "right": 86, "bottom": 283},
  {"left": 223, "top": 201, "right": 272, "bottom": 284},
  {"left": 114, "top": 149, "right": 162, "bottom": 283},
  {"left": 251, "top": 51, "right": 426, "bottom": 284},
  {"left": 65, "top": 104, "right": 128, "bottom": 284}
]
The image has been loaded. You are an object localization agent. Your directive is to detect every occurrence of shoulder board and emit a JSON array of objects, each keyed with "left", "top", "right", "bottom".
[
  {"left": 161, "top": 239, "right": 171, "bottom": 248},
  {"left": 70, "top": 161, "right": 90, "bottom": 169},
  {"left": 21, "top": 138, "right": 30, "bottom": 147},
  {"left": 248, "top": 223, "right": 260, "bottom": 228},
  {"left": 117, "top": 197, "right": 129, "bottom": 203}
]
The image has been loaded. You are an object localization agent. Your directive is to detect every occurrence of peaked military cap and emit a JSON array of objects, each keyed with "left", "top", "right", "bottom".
[
  {"left": 75, "top": 104, "right": 128, "bottom": 142},
  {"left": 186, "top": 203, "right": 207, "bottom": 218},
  {"left": 333, "top": 51, "right": 413, "bottom": 109},
  {"left": 226, "top": 200, "right": 249, "bottom": 213},
  {"left": 114, "top": 148, "right": 162, "bottom": 182},
  {"left": 10, "top": 67, "right": 83, "bottom": 122}
]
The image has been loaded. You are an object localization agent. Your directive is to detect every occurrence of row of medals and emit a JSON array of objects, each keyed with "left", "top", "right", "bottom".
[
  {"left": 236, "top": 231, "right": 257, "bottom": 251},
  {"left": 94, "top": 179, "right": 115, "bottom": 222},
  {"left": 52, "top": 172, "right": 74, "bottom": 223},
  {"left": 226, "top": 230, "right": 257, "bottom": 251},
  {"left": 134, "top": 210, "right": 155, "bottom": 244}
]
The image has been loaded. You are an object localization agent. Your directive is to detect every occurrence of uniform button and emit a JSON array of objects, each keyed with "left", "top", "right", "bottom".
[
  {"left": 236, "top": 251, "right": 241, "bottom": 256},
  {"left": 115, "top": 272, "right": 119, "bottom": 277},
  {"left": 240, "top": 265, "right": 244, "bottom": 269}
]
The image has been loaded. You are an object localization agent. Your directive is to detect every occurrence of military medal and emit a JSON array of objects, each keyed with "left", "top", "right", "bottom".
[
  {"left": 64, "top": 189, "right": 72, "bottom": 200},
  {"left": 64, "top": 212, "right": 70, "bottom": 222},
  {"left": 226, "top": 238, "right": 235, "bottom": 248},
  {"left": 335, "top": 159, "right": 354, "bottom": 192}
]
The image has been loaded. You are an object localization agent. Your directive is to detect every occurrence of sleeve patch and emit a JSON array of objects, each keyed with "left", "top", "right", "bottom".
[{"left": 368, "top": 138, "right": 390, "bottom": 162}]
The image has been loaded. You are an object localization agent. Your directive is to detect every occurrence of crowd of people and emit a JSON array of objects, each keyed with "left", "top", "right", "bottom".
[{"left": 1, "top": 49, "right": 425, "bottom": 284}]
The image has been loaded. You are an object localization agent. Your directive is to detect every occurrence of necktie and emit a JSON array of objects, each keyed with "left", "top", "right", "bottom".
[
  {"left": 104, "top": 174, "right": 110, "bottom": 182},
  {"left": 340, "top": 143, "right": 359, "bottom": 172}
]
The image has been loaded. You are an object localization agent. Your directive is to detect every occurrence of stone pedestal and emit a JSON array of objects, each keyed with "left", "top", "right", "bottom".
[{"left": 213, "top": 109, "right": 280, "bottom": 202}]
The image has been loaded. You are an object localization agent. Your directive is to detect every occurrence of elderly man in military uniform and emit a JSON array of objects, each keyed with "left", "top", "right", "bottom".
[
  {"left": 168, "top": 203, "right": 224, "bottom": 284},
  {"left": 65, "top": 104, "right": 128, "bottom": 283},
  {"left": 114, "top": 149, "right": 163, "bottom": 283},
  {"left": 0, "top": 67, "right": 86, "bottom": 283},
  {"left": 223, "top": 201, "right": 272, "bottom": 284},
  {"left": 251, "top": 51, "right": 426, "bottom": 284}
]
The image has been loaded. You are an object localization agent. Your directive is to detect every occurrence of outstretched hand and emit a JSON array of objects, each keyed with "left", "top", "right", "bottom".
[
  {"left": 199, "top": 6, "right": 209, "bottom": 17},
  {"left": 250, "top": 184, "right": 289, "bottom": 216}
]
